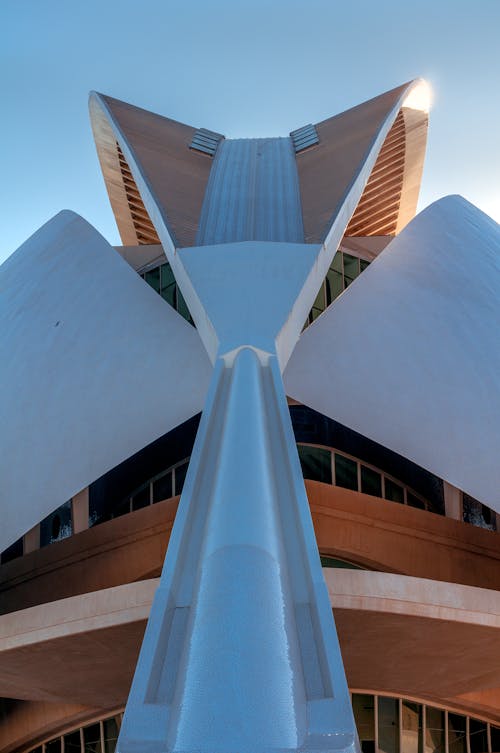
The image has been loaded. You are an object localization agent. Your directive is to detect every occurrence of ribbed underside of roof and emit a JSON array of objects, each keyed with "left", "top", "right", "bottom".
[
  {"left": 196, "top": 138, "right": 304, "bottom": 245},
  {"left": 345, "top": 111, "right": 405, "bottom": 236},
  {"left": 116, "top": 143, "right": 160, "bottom": 245}
]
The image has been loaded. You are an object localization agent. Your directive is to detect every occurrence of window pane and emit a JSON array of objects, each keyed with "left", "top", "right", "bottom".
[
  {"left": 490, "top": 725, "right": 500, "bottom": 752},
  {"left": 40, "top": 500, "right": 72, "bottom": 547},
  {"left": 352, "top": 693, "right": 375, "bottom": 751},
  {"left": 360, "top": 466, "right": 382, "bottom": 497},
  {"left": 145, "top": 267, "right": 160, "bottom": 294},
  {"left": 326, "top": 266, "right": 343, "bottom": 305},
  {"left": 176, "top": 288, "right": 193, "bottom": 324},
  {"left": 131, "top": 486, "right": 150, "bottom": 511},
  {"left": 83, "top": 723, "right": 102, "bottom": 753},
  {"left": 1, "top": 536, "right": 24, "bottom": 564},
  {"left": 425, "top": 706, "right": 445, "bottom": 753},
  {"left": 320, "top": 556, "right": 364, "bottom": 570},
  {"left": 113, "top": 498, "right": 131, "bottom": 518},
  {"left": 298, "top": 446, "right": 332, "bottom": 484},
  {"left": 463, "top": 493, "right": 497, "bottom": 530},
  {"left": 175, "top": 461, "right": 189, "bottom": 495},
  {"left": 45, "top": 740, "right": 62, "bottom": 753},
  {"left": 360, "top": 259, "right": 370, "bottom": 272},
  {"left": 335, "top": 454, "right": 358, "bottom": 491},
  {"left": 309, "top": 285, "right": 326, "bottom": 321},
  {"left": 384, "top": 479, "right": 404, "bottom": 504},
  {"left": 407, "top": 492, "right": 426, "bottom": 510},
  {"left": 160, "top": 264, "right": 176, "bottom": 306},
  {"left": 161, "top": 262, "right": 175, "bottom": 288},
  {"left": 402, "top": 700, "right": 423, "bottom": 753},
  {"left": 448, "top": 713, "right": 466, "bottom": 753},
  {"left": 153, "top": 471, "right": 173, "bottom": 503},
  {"left": 103, "top": 716, "right": 121, "bottom": 753},
  {"left": 343, "top": 253, "right": 360, "bottom": 287},
  {"left": 64, "top": 730, "right": 82, "bottom": 753},
  {"left": 469, "top": 718, "right": 489, "bottom": 753},
  {"left": 378, "top": 696, "right": 400, "bottom": 753}
]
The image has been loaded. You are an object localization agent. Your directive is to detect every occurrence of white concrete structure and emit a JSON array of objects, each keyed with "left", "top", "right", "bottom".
[{"left": 1, "top": 79, "right": 499, "bottom": 753}]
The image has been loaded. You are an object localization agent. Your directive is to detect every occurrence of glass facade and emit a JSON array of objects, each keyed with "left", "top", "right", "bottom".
[
  {"left": 97, "top": 457, "right": 191, "bottom": 522},
  {"left": 40, "top": 500, "right": 73, "bottom": 548},
  {"left": 350, "top": 694, "right": 497, "bottom": 753},
  {"left": 463, "top": 493, "right": 497, "bottom": 531},
  {"left": 298, "top": 443, "right": 437, "bottom": 514},
  {"left": 141, "top": 261, "right": 193, "bottom": 324},
  {"left": 20, "top": 695, "right": 500, "bottom": 753},
  {"left": 307, "top": 250, "right": 369, "bottom": 325}
]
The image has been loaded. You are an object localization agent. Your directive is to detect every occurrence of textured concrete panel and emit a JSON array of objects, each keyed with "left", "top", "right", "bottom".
[
  {"left": 285, "top": 196, "right": 500, "bottom": 511},
  {"left": 0, "top": 211, "right": 211, "bottom": 551}
]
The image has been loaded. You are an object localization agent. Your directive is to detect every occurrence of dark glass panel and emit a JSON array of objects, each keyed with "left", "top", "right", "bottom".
[
  {"left": 103, "top": 716, "right": 121, "bottom": 753},
  {"left": 407, "top": 492, "right": 426, "bottom": 510},
  {"left": 448, "top": 713, "right": 467, "bottom": 753},
  {"left": 401, "top": 700, "right": 423, "bottom": 753},
  {"left": 352, "top": 694, "right": 375, "bottom": 748},
  {"left": 360, "top": 259, "right": 370, "bottom": 272},
  {"left": 469, "top": 718, "right": 489, "bottom": 753},
  {"left": 320, "top": 556, "right": 364, "bottom": 569},
  {"left": 145, "top": 267, "right": 161, "bottom": 294},
  {"left": 153, "top": 471, "right": 173, "bottom": 503},
  {"left": 309, "top": 285, "right": 326, "bottom": 322},
  {"left": 131, "top": 485, "right": 150, "bottom": 511},
  {"left": 40, "top": 500, "right": 72, "bottom": 547},
  {"left": 378, "top": 696, "right": 400, "bottom": 753},
  {"left": 83, "top": 723, "right": 102, "bottom": 753},
  {"left": 176, "top": 288, "right": 193, "bottom": 324},
  {"left": 174, "top": 460, "right": 189, "bottom": 495},
  {"left": 112, "top": 498, "right": 131, "bottom": 519},
  {"left": 325, "top": 265, "right": 343, "bottom": 305},
  {"left": 425, "top": 707, "right": 445, "bottom": 753},
  {"left": 45, "top": 741, "right": 62, "bottom": 753},
  {"left": 160, "top": 263, "right": 176, "bottom": 307},
  {"left": 161, "top": 262, "right": 175, "bottom": 287},
  {"left": 463, "top": 493, "right": 497, "bottom": 530},
  {"left": 64, "top": 730, "right": 82, "bottom": 753},
  {"left": 360, "top": 465, "right": 382, "bottom": 497},
  {"left": 384, "top": 479, "right": 404, "bottom": 504},
  {"left": 331, "top": 250, "right": 343, "bottom": 273},
  {"left": 1, "top": 536, "right": 23, "bottom": 564},
  {"left": 335, "top": 453, "right": 358, "bottom": 491},
  {"left": 491, "top": 725, "right": 500, "bottom": 752},
  {"left": 298, "top": 446, "right": 332, "bottom": 484},
  {"left": 343, "top": 253, "right": 360, "bottom": 287}
]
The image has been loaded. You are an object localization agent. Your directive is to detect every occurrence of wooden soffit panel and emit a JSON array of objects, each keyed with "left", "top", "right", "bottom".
[
  {"left": 296, "top": 82, "right": 426, "bottom": 243},
  {"left": 90, "top": 94, "right": 214, "bottom": 248}
]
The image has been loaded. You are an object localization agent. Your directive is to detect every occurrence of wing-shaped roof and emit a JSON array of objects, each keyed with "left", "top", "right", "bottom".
[
  {"left": 0, "top": 211, "right": 211, "bottom": 551},
  {"left": 284, "top": 196, "right": 500, "bottom": 511},
  {"left": 90, "top": 82, "right": 428, "bottom": 256},
  {"left": 89, "top": 93, "right": 214, "bottom": 247},
  {"left": 296, "top": 81, "right": 428, "bottom": 242}
]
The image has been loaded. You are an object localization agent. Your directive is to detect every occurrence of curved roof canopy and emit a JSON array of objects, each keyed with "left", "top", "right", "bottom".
[
  {"left": 284, "top": 195, "right": 500, "bottom": 512},
  {"left": 0, "top": 212, "right": 211, "bottom": 552},
  {"left": 90, "top": 81, "right": 428, "bottom": 251}
]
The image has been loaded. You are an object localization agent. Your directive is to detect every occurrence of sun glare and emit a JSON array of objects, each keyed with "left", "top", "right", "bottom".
[{"left": 403, "top": 80, "right": 433, "bottom": 113}]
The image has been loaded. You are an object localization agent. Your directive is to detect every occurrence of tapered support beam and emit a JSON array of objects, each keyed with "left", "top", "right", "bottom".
[{"left": 119, "top": 347, "right": 358, "bottom": 753}]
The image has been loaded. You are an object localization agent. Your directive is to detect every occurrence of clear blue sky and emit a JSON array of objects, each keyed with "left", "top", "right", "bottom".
[{"left": 1, "top": 0, "right": 499, "bottom": 263}]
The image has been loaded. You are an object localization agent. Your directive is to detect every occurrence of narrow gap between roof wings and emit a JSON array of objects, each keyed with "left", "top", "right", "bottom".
[
  {"left": 189, "top": 128, "right": 225, "bottom": 156},
  {"left": 290, "top": 124, "right": 319, "bottom": 154}
]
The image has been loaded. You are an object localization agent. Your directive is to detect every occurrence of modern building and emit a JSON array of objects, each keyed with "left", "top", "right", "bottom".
[{"left": 1, "top": 79, "right": 499, "bottom": 753}]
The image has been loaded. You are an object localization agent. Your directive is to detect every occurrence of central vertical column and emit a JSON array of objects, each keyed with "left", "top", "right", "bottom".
[
  {"left": 172, "top": 347, "right": 304, "bottom": 750},
  {"left": 118, "top": 344, "right": 358, "bottom": 753}
]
